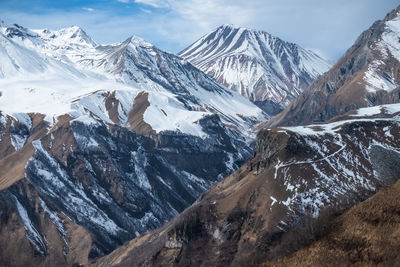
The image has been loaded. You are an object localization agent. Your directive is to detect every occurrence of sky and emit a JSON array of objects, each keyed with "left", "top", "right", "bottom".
[{"left": 0, "top": 0, "right": 399, "bottom": 61}]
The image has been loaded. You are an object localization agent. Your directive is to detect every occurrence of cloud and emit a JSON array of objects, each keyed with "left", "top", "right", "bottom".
[
  {"left": 134, "top": 0, "right": 169, "bottom": 8},
  {"left": 140, "top": 8, "right": 152, "bottom": 14},
  {"left": 82, "top": 7, "right": 95, "bottom": 12}
]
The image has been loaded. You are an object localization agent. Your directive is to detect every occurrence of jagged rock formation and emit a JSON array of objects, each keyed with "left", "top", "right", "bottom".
[
  {"left": 267, "top": 6, "right": 400, "bottom": 127},
  {"left": 92, "top": 103, "right": 400, "bottom": 267},
  {"left": 179, "top": 24, "right": 331, "bottom": 115}
]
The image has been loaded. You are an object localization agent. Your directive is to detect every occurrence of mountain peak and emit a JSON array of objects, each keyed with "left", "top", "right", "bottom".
[
  {"left": 216, "top": 24, "right": 273, "bottom": 38},
  {"left": 127, "top": 35, "right": 153, "bottom": 48},
  {"left": 0, "top": 22, "right": 38, "bottom": 39},
  {"left": 219, "top": 23, "right": 244, "bottom": 30},
  {"left": 51, "top": 25, "right": 97, "bottom": 46},
  {"left": 179, "top": 25, "right": 331, "bottom": 115}
]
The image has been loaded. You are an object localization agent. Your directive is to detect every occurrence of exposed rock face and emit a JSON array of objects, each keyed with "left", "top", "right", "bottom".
[
  {"left": 179, "top": 24, "right": 331, "bottom": 115},
  {"left": 0, "top": 106, "right": 252, "bottom": 265},
  {"left": 0, "top": 180, "right": 93, "bottom": 267},
  {"left": 92, "top": 103, "right": 400, "bottom": 267},
  {"left": 267, "top": 5, "right": 400, "bottom": 127}
]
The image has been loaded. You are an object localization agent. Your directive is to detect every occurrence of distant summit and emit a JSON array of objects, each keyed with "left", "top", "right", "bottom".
[{"left": 179, "top": 24, "right": 331, "bottom": 115}]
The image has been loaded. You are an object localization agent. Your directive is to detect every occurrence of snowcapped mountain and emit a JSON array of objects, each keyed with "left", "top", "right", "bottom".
[
  {"left": 268, "top": 5, "right": 400, "bottom": 127},
  {"left": 0, "top": 22, "right": 265, "bottom": 137},
  {"left": 0, "top": 20, "right": 268, "bottom": 264},
  {"left": 179, "top": 24, "right": 331, "bottom": 115}
]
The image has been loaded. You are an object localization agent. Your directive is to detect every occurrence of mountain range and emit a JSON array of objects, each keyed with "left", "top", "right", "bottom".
[
  {"left": 94, "top": 5, "right": 400, "bottom": 267},
  {"left": 1, "top": 4, "right": 400, "bottom": 267},
  {"left": 0, "top": 19, "right": 267, "bottom": 262},
  {"left": 93, "top": 102, "right": 400, "bottom": 266}
]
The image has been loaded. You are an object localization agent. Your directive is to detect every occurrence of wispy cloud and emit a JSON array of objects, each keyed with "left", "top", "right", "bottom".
[
  {"left": 134, "top": 0, "right": 170, "bottom": 8},
  {"left": 82, "top": 7, "right": 95, "bottom": 12},
  {"left": 140, "top": 8, "right": 152, "bottom": 14}
]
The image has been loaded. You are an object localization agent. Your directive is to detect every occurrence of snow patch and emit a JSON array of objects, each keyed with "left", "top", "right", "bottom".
[
  {"left": 131, "top": 149, "right": 151, "bottom": 190},
  {"left": 14, "top": 196, "right": 47, "bottom": 254},
  {"left": 364, "top": 61, "right": 397, "bottom": 93},
  {"left": 144, "top": 91, "right": 209, "bottom": 138},
  {"left": 12, "top": 112, "right": 32, "bottom": 129},
  {"left": 382, "top": 12, "right": 400, "bottom": 62}
]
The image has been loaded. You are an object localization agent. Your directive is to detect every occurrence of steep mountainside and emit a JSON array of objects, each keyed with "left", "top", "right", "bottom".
[
  {"left": 267, "top": 5, "right": 400, "bottom": 127},
  {"left": 179, "top": 24, "right": 331, "bottom": 115},
  {"left": 93, "top": 103, "right": 400, "bottom": 267},
  {"left": 264, "top": 177, "right": 400, "bottom": 266},
  {"left": 0, "top": 20, "right": 267, "bottom": 265}
]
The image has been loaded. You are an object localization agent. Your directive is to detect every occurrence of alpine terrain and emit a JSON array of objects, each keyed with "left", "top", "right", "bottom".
[
  {"left": 93, "top": 102, "right": 400, "bottom": 266},
  {"left": 90, "top": 5, "right": 400, "bottom": 267},
  {"left": 1, "top": 3, "right": 400, "bottom": 267},
  {"left": 179, "top": 24, "right": 331, "bottom": 115},
  {"left": 0, "top": 19, "right": 267, "bottom": 265}
]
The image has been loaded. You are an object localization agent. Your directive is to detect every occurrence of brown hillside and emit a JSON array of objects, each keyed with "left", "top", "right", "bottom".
[{"left": 263, "top": 178, "right": 400, "bottom": 267}]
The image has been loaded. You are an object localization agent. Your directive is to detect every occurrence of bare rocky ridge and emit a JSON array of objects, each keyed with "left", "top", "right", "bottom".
[
  {"left": 92, "top": 104, "right": 400, "bottom": 267},
  {"left": 179, "top": 24, "right": 331, "bottom": 115},
  {"left": 267, "top": 5, "right": 400, "bottom": 127}
]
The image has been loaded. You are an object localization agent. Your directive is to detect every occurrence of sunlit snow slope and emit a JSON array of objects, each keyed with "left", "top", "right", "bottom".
[{"left": 0, "top": 21, "right": 266, "bottom": 139}]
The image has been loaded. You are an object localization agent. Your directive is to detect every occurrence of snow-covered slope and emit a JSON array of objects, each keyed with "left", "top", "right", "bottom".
[
  {"left": 0, "top": 22, "right": 266, "bottom": 139},
  {"left": 0, "top": 24, "right": 87, "bottom": 79},
  {"left": 364, "top": 10, "right": 400, "bottom": 93},
  {"left": 179, "top": 24, "right": 331, "bottom": 115},
  {"left": 0, "top": 20, "right": 268, "bottom": 262}
]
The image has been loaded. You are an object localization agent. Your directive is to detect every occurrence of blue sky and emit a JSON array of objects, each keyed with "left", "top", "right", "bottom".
[{"left": 0, "top": 0, "right": 399, "bottom": 61}]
